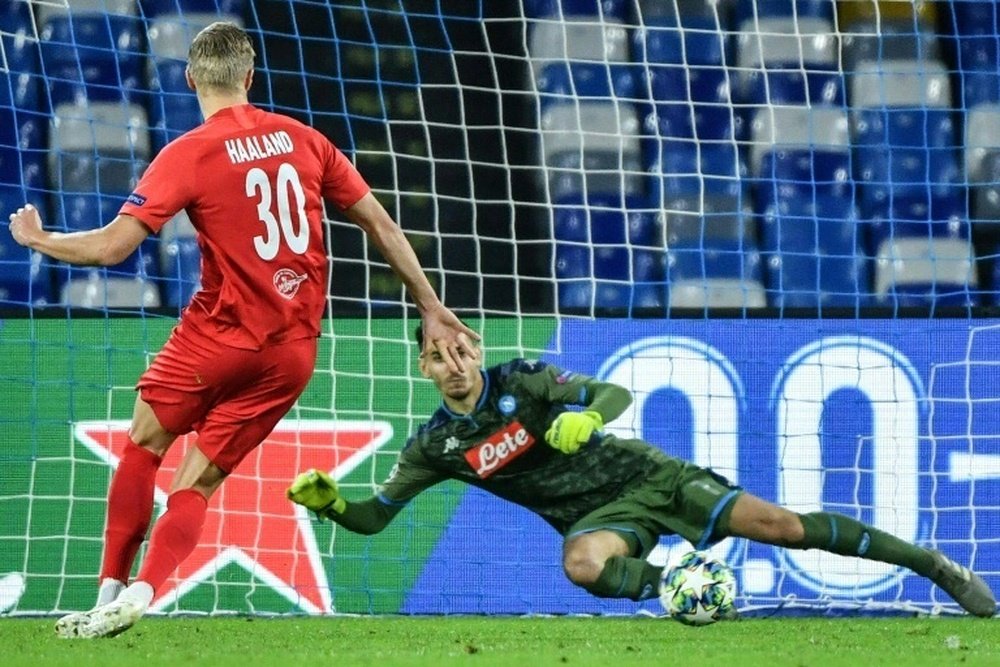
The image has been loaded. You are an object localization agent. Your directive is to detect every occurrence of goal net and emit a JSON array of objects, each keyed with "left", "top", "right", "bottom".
[{"left": 0, "top": 0, "right": 997, "bottom": 617}]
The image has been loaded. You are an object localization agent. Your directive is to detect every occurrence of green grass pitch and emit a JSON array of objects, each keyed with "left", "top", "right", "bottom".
[{"left": 1, "top": 616, "right": 999, "bottom": 667}]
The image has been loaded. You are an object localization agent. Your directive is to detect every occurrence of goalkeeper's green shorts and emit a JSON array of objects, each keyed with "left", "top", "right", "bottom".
[{"left": 565, "top": 457, "right": 743, "bottom": 558}]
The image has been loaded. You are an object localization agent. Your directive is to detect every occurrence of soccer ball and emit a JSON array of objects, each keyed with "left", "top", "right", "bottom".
[{"left": 659, "top": 550, "right": 737, "bottom": 626}]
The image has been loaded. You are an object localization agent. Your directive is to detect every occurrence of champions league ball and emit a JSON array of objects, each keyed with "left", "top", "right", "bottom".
[{"left": 659, "top": 551, "right": 737, "bottom": 626}]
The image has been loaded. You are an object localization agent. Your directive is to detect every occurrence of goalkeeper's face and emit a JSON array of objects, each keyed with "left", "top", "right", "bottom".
[{"left": 419, "top": 347, "right": 482, "bottom": 402}]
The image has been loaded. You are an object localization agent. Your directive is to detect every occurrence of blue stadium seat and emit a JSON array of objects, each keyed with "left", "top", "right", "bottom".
[
  {"left": 851, "top": 62, "right": 960, "bottom": 221},
  {"left": 526, "top": 0, "right": 628, "bottom": 19},
  {"left": 867, "top": 193, "right": 969, "bottom": 254},
  {"left": 761, "top": 195, "right": 870, "bottom": 307},
  {"left": 951, "top": 1, "right": 999, "bottom": 38},
  {"left": 961, "top": 71, "right": 1000, "bottom": 109},
  {"left": 141, "top": 0, "right": 246, "bottom": 17},
  {"left": 660, "top": 193, "right": 753, "bottom": 247},
  {"left": 39, "top": 14, "right": 143, "bottom": 106},
  {"left": 666, "top": 241, "right": 766, "bottom": 308},
  {"left": 840, "top": 21, "right": 942, "bottom": 73},
  {"left": 541, "top": 102, "right": 642, "bottom": 199},
  {"left": 750, "top": 106, "right": 852, "bottom": 212},
  {"left": 873, "top": 236, "right": 979, "bottom": 307},
  {"left": 0, "top": 186, "right": 52, "bottom": 305},
  {"left": 735, "top": 16, "right": 836, "bottom": 104},
  {"left": 161, "top": 232, "right": 201, "bottom": 308},
  {"left": 554, "top": 197, "right": 664, "bottom": 311},
  {"left": 732, "top": 0, "right": 834, "bottom": 26},
  {"left": 529, "top": 18, "right": 629, "bottom": 80},
  {"left": 648, "top": 141, "right": 744, "bottom": 203},
  {"left": 638, "top": 16, "right": 735, "bottom": 143},
  {"left": 536, "top": 62, "right": 639, "bottom": 111},
  {"left": 742, "top": 69, "right": 845, "bottom": 107},
  {"left": 635, "top": 0, "right": 719, "bottom": 25}
]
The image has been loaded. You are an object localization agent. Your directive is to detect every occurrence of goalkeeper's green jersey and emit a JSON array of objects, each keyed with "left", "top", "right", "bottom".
[{"left": 378, "top": 359, "right": 671, "bottom": 534}]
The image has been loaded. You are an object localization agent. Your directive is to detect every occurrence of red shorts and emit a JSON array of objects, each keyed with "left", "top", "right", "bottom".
[{"left": 137, "top": 323, "right": 317, "bottom": 473}]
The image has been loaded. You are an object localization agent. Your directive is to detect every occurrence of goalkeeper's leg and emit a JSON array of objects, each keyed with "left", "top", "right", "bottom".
[
  {"left": 562, "top": 530, "right": 662, "bottom": 601},
  {"left": 722, "top": 493, "right": 996, "bottom": 618}
]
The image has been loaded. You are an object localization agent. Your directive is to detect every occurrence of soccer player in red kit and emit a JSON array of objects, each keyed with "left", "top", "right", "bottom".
[{"left": 8, "top": 21, "right": 478, "bottom": 638}]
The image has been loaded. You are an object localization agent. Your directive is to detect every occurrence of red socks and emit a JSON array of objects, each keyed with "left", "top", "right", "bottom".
[
  {"left": 100, "top": 440, "right": 162, "bottom": 583},
  {"left": 136, "top": 488, "right": 208, "bottom": 592}
]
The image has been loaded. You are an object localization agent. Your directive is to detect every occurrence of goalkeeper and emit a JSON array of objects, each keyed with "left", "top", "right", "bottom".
[{"left": 288, "top": 328, "right": 996, "bottom": 618}]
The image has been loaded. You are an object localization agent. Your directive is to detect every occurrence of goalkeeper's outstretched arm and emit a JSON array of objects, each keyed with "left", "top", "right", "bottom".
[
  {"left": 321, "top": 496, "right": 404, "bottom": 535},
  {"left": 287, "top": 469, "right": 405, "bottom": 535}
]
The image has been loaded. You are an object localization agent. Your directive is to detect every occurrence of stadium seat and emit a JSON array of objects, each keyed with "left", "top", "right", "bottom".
[
  {"left": 526, "top": 0, "right": 629, "bottom": 20},
  {"left": 839, "top": 19, "right": 941, "bottom": 73},
  {"left": 60, "top": 272, "right": 162, "bottom": 309},
  {"left": 48, "top": 102, "right": 151, "bottom": 203},
  {"left": 0, "top": 186, "right": 52, "bottom": 306},
  {"left": 666, "top": 241, "right": 767, "bottom": 309},
  {"left": 851, "top": 61, "right": 961, "bottom": 220},
  {"left": 867, "top": 193, "right": 969, "bottom": 255},
  {"left": 39, "top": 11, "right": 143, "bottom": 107},
  {"left": 761, "top": 195, "right": 871, "bottom": 307},
  {"left": 647, "top": 141, "right": 744, "bottom": 204},
  {"left": 637, "top": 15, "right": 736, "bottom": 144},
  {"left": 141, "top": 0, "right": 246, "bottom": 17},
  {"left": 541, "top": 102, "right": 642, "bottom": 199},
  {"left": 635, "top": 0, "right": 719, "bottom": 25},
  {"left": 965, "top": 105, "right": 1000, "bottom": 183},
  {"left": 529, "top": 18, "right": 629, "bottom": 80},
  {"left": 873, "top": 236, "right": 978, "bottom": 307},
  {"left": 735, "top": 16, "right": 837, "bottom": 105},
  {"left": 554, "top": 196, "right": 664, "bottom": 312},
  {"left": 159, "top": 210, "right": 201, "bottom": 307},
  {"left": 971, "top": 149, "right": 1000, "bottom": 224},
  {"left": 732, "top": 0, "right": 835, "bottom": 26},
  {"left": 660, "top": 193, "right": 754, "bottom": 247},
  {"left": 536, "top": 61, "right": 639, "bottom": 111}
]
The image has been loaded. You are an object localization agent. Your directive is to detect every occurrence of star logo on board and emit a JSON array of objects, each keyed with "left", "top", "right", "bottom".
[{"left": 74, "top": 419, "right": 393, "bottom": 614}]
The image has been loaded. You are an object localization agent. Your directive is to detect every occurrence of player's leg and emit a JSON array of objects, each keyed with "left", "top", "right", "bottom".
[
  {"left": 76, "top": 446, "right": 227, "bottom": 639},
  {"left": 55, "top": 396, "right": 181, "bottom": 639},
  {"left": 98, "top": 397, "right": 177, "bottom": 598},
  {"left": 723, "top": 493, "right": 996, "bottom": 617},
  {"left": 74, "top": 337, "right": 317, "bottom": 638},
  {"left": 563, "top": 502, "right": 663, "bottom": 601}
]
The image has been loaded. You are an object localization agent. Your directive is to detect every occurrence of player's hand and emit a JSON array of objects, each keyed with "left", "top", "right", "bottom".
[
  {"left": 421, "top": 305, "right": 480, "bottom": 373},
  {"left": 286, "top": 469, "right": 345, "bottom": 517},
  {"left": 8, "top": 204, "right": 45, "bottom": 248},
  {"left": 545, "top": 410, "right": 603, "bottom": 454}
]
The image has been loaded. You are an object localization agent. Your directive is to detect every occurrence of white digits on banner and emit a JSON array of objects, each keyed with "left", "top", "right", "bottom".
[
  {"left": 598, "top": 335, "right": 924, "bottom": 598},
  {"left": 770, "top": 336, "right": 923, "bottom": 596},
  {"left": 247, "top": 163, "right": 310, "bottom": 260},
  {"left": 596, "top": 336, "right": 742, "bottom": 566}
]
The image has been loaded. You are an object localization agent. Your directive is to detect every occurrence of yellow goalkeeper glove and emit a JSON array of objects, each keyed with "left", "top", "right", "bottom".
[
  {"left": 286, "top": 468, "right": 346, "bottom": 518},
  {"left": 545, "top": 410, "right": 604, "bottom": 454}
]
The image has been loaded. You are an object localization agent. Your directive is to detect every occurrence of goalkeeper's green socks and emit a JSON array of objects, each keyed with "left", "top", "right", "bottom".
[
  {"left": 797, "top": 512, "right": 935, "bottom": 577},
  {"left": 590, "top": 555, "right": 662, "bottom": 601}
]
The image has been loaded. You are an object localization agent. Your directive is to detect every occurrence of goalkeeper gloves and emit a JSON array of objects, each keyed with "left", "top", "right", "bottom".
[
  {"left": 286, "top": 468, "right": 346, "bottom": 518},
  {"left": 545, "top": 410, "right": 603, "bottom": 454}
]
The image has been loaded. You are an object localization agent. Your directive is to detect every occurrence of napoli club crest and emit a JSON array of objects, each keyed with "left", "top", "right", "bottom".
[{"left": 498, "top": 394, "right": 517, "bottom": 415}]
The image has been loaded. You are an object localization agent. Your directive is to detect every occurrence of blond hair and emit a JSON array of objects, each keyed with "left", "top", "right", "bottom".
[{"left": 187, "top": 21, "right": 255, "bottom": 93}]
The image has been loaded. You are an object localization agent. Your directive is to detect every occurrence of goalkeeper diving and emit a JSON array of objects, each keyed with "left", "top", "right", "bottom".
[{"left": 288, "top": 327, "right": 996, "bottom": 617}]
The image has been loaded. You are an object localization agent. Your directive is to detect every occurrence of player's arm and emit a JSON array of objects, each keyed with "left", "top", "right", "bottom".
[
  {"left": 8, "top": 205, "right": 149, "bottom": 266},
  {"left": 342, "top": 193, "right": 479, "bottom": 370},
  {"left": 518, "top": 363, "right": 633, "bottom": 454},
  {"left": 287, "top": 444, "right": 446, "bottom": 535}
]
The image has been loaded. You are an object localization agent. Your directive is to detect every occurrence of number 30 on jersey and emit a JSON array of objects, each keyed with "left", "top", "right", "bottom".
[{"left": 246, "top": 163, "right": 309, "bottom": 260}]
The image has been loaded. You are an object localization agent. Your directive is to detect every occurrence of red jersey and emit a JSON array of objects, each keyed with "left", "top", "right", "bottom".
[{"left": 120, "top": 104, "right": 370, "bottom": 350}]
